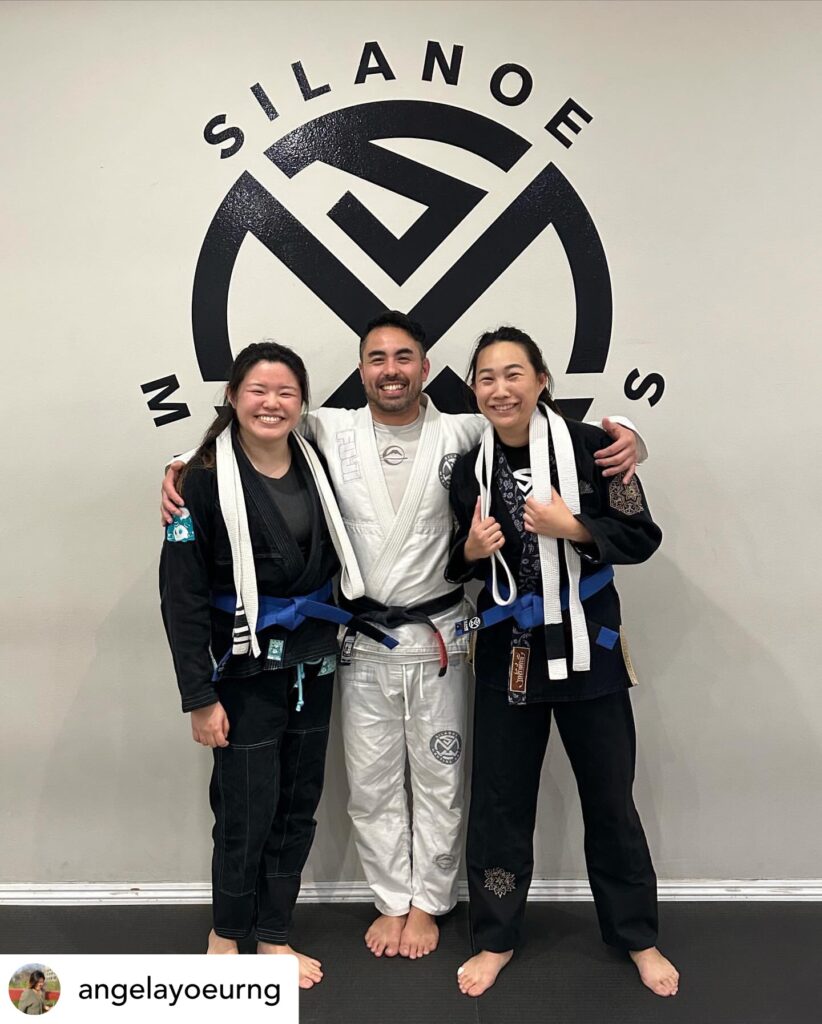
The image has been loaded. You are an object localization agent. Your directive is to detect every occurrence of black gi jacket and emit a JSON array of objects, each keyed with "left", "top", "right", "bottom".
[
  {"left": 160, "top": 433, "right": 340, "bottom": 713},
  {"left": 446, "top": 420, "right": 662, "bottom": 702}
]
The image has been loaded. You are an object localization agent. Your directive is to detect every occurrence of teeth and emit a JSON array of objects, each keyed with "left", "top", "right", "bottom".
[
  {"left": 258, "top": 415, "right": 282, "bottom": 423},
  {"left": 381, "top": 383, "right": 405, "bottom": 391}
]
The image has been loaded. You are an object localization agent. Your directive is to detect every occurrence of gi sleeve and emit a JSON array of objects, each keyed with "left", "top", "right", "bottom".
[
  {"left": 159, "top": 467, "right": 221, "bottom": 713},
  {"left": 445, "top": 452, "right": 486, "bottom": 584},
  {"left": 584, "top": 414, "right": 648, "bottom": 464},
  {"left": 576, "top": 461, "right": 662, "bottom": 565}
]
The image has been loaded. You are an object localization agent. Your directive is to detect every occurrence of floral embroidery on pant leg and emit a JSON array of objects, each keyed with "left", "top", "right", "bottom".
[{"left": 484, "top": 867, "right": 516, "bottom": 898}]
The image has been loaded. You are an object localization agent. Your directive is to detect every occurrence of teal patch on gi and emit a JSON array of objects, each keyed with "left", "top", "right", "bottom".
[
  {"left": 265, "top": 638, "right": 285, "bottom": 671},
  {"left": 166, "top": 508, "right": 195, "bottom": 543},
  {"left": 318, "top": 654, "right": 337, "bottom": 677}
]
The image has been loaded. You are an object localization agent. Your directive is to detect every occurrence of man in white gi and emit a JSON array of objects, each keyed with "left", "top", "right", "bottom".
[{"left": 161, "top": 312, "right": 642, "bottom": 960}]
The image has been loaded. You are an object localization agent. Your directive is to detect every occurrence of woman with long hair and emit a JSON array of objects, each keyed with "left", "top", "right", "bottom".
[
  {"left": 446, "top": 327, "right": 678, "bottom": 999},
  {"left": 160, "top": 341, "right": 385, "bottom": 985},
  {"left": 16, "top": 971, "right": 48, "bottom": 1014}
]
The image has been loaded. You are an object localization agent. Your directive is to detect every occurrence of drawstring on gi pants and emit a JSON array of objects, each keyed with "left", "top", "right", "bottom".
[{"left": 294, "top": 663, "right": 305, "bottom": 712}]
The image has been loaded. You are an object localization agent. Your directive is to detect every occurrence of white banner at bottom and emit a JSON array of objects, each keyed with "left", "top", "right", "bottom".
[{"left": 2, "top": 954, "right": 298, "bottom": 1023}]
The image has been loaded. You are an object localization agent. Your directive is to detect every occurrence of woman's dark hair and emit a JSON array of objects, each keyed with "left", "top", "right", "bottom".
[
  {"left": 466, "top": 325, "right": 563, "bottom": 415},
  {"left": 181, "top": 341, "right": 309, "bottom": 487},
  {"left": 359, "top": 310, "right": 426, "bottom": 358},
  {"left": 28, "top": 971, "right": 46, "bottom": 989}
]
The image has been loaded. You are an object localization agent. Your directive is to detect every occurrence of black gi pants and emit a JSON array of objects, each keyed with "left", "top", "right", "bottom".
[
  {"left": 209, "top": 665, "right": 333, "bottom": 943},
  {"left": 467, "top": 685, "right": 658, "bottom": 953}
]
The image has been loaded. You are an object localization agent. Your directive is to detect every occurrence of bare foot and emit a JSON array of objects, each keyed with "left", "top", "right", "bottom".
[
  {"left": 457, "top": 949, "right": 513, "bottom": 997},
  {"left": 207, "top": 929, "right": 239, "bottom": 954},
  {"left": 257, "top": 942, "right": 323, "bottom": 989},
  {"left": 629, "top": 947, "right": 679, "bottom": 997},
  {"left": 365, "top": 913, "right": 407, "bottom": 957},
  {"left": 399, "top": 906, "right": 439, "bottom": 959}
]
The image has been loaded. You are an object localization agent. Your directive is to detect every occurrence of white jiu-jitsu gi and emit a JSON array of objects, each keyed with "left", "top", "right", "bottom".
[{"left": 303, "top": 396, "right": 483, "bottom": 916}]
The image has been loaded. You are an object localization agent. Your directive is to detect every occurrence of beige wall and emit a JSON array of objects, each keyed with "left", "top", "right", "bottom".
[{"left": 2, "top": 0, "right": 820, "bottom": 886}]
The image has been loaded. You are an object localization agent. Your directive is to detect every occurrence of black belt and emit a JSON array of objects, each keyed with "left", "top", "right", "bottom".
[{"left": 339, "top": 588, "right": 465, "bottom": 677}]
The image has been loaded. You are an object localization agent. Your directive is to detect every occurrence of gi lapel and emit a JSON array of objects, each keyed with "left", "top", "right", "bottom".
[{"left": 364, "top": 397, "right": 442, "bottom": 602}]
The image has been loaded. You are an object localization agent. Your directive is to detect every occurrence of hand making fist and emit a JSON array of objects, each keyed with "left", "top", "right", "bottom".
[{"left": 464, "top": 498, "right": 505, "bottom": 562}]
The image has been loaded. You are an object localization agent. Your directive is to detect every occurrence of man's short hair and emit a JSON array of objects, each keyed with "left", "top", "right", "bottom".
[{"left": 359, "top": 310, "right": 427, "bottom": 359}]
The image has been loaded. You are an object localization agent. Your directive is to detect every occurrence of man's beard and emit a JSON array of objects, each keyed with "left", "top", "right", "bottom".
[{"left": 365, "top": 376, "right": 424, "bottom": 415}]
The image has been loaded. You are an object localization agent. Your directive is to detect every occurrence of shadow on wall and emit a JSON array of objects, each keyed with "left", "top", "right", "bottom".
[
  {"left": 35, "top": 564, "right": 213, "bottom": 884},
  {"left": 530, "top": 550, "right": 821, "bottom": 882},
  {"left": 34, "top": 561, "right": 365, "bottom": 888}
]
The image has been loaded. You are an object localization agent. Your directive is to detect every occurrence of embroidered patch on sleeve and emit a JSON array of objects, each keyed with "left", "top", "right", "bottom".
[
  {"left": 608, "top": 477, "right": 644, "bottom": 515},
  {"left": 484, "top": 867, "right": 516, "bottom": 898},
  {"left": 578, "top": 479, "right": 594, "bottom": 495},
  {"left": 166, "top": 508, "right": 195, "bottom": 542}
]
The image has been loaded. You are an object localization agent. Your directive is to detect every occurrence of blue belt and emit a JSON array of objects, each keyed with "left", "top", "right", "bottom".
[
  {"left": 211, "top": 582, "right": 400, "bottom": 646},
  {"left": 455, "top": 565, "right": 615, "bottom": 636}
]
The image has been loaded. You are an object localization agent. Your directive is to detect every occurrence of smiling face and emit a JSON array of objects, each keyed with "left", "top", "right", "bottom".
[
  {"left": 472, "top": 340, "right": 547, "bottom": 444},
  {"left": 228, "top": 360, "right": 303, "bottom": 447},
  {"left": 359, "top": 325, "right": 430, "bottom": 424}
]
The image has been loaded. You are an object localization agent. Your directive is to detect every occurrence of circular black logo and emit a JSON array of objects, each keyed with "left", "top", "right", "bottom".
[
  {"left": 192, "top": 100, "right": 612, "bottom": 421},
  {"left": 438, "top": 452, "right": 459, "bottom": 488},
  {"left": 430, "top": 730, "right": 462, "bottom": 764}
]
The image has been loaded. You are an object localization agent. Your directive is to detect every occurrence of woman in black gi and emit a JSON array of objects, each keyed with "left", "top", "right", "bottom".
[
  {"left": 446, "top": 327, "right": 679, "bottom": 998},
  {"left": 161, "top": 341, "right": 353, "bottom": 985}
]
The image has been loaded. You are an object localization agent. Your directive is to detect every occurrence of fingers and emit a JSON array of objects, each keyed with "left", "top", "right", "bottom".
[
  {"left": 594, "top": 441, "right": 629, "bottom": 464},
  {"left": 601, "top": 416, "right": 619, "bottom": 439},
  {"left": 472, "top": 497, "right": 482, "bottom": 524},
  {"left": 161, "top": 465, "right": 186, "bottom": 525},
  {"left": 600, "top": 453, "right": 634, "bottom": 477},
  {"left": 622, "top": 464, "right": 636, "bottom": 485},
  {"left": 161, "top": 492, "right": 180, "bottom": 525}
]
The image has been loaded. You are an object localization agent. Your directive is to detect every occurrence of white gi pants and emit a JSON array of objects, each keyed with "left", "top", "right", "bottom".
[{"left": 339, "top": 655, "right": 469, "bottom": 917}]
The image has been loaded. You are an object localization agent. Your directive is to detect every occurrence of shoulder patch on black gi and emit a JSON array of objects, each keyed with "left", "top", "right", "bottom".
[
  {"left": 438, "top": 452, "right": 459, "bottom": 489},
  {"left": 430, "top": 729, "right": 462, "bottom": 764},
  {"left": 484, "top": 867, "right": 516, "bottom": 898},
  {"left": 608, "top": 476, "right": 644, "bottom": 515},
  {"left": 166, "top": 508, "right": 195, "bottom": 542}
]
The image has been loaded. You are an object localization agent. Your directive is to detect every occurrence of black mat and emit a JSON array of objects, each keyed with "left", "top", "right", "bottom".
[{"left": 1, "top": 901, "right": 817, "bottom": 1023}]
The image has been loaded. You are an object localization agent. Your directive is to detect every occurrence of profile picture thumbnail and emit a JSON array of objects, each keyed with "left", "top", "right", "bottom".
[{"left": 8, "top": 964, "right": 60, "bottom": 1014}]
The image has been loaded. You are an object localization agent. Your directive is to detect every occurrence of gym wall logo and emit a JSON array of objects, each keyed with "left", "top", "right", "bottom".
[{"left": 140, "top": 40, "right": 666, "bottom": 427}]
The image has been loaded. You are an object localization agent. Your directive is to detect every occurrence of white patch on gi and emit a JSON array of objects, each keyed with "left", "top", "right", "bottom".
[{"left": 336, "top": 429, "right": 361, "bottom": 482}]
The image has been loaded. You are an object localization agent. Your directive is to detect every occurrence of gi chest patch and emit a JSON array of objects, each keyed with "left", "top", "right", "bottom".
[
  {"left": 430, "top": 730, "right": 462, "bottom": 764},
  {"left": 435, "top": 853, "right": 456, "bottom": 871},
  {"left": 609, "top": 476, "right": 644, "bottom": 515},
  {"left": 438, "top": 452, "right": 459, "bottom": 488},
  {"left": 166, "top": 508, "right": 195, "bottom": 543}
]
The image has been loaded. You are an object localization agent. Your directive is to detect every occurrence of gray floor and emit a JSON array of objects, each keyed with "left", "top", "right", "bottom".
[{"left": 1, "top": 901, "right": 817, "bottom": 1023}]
